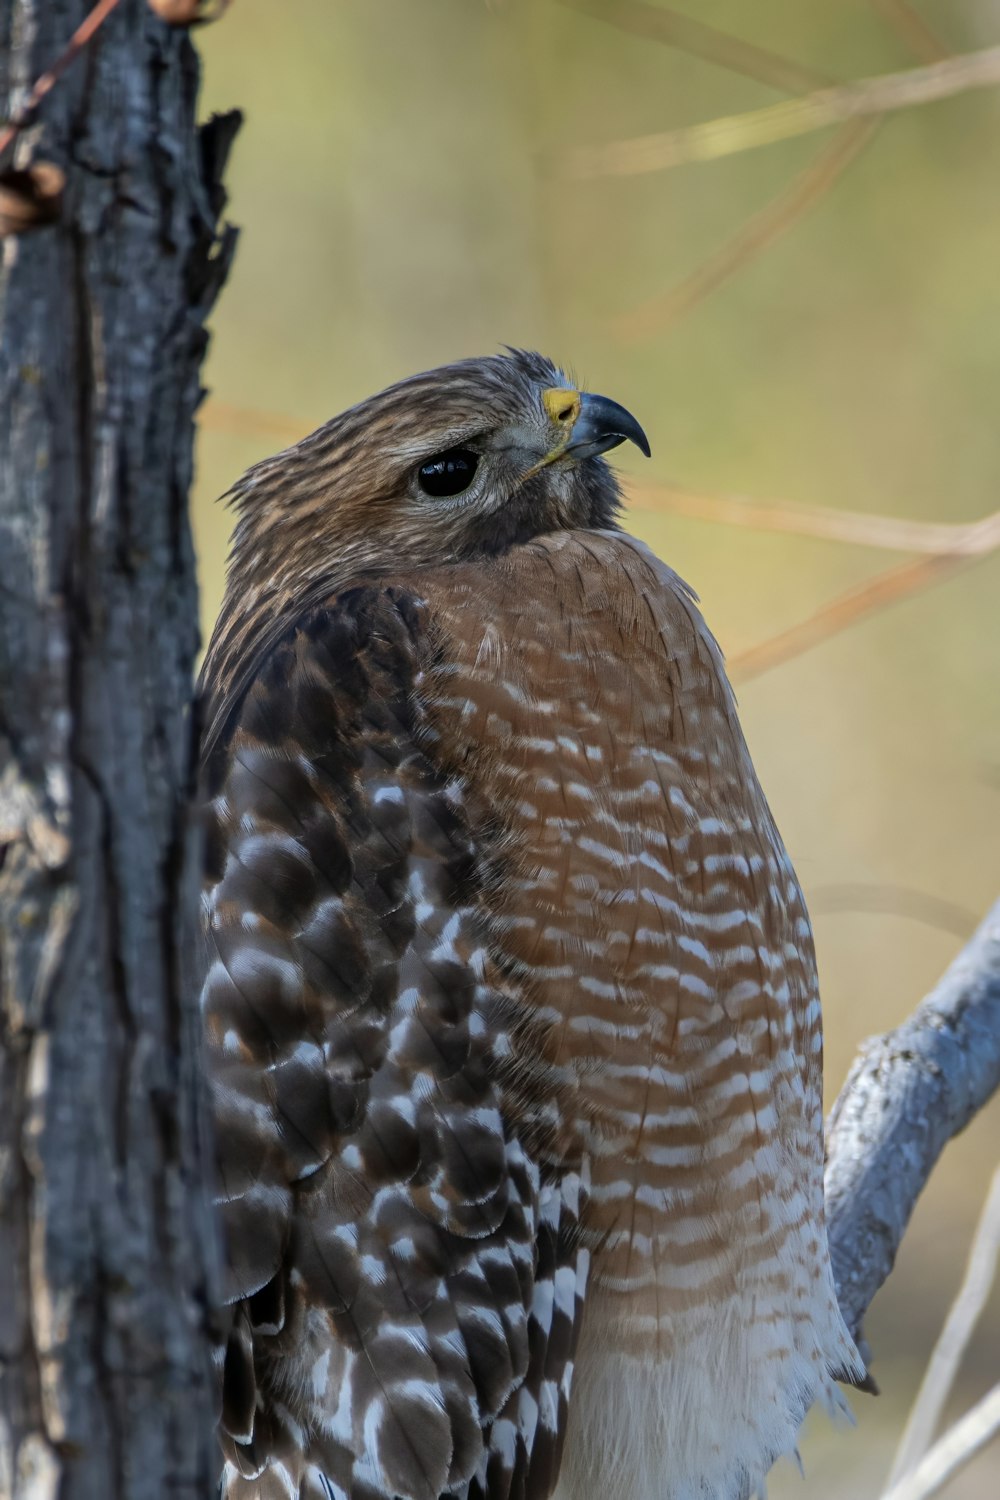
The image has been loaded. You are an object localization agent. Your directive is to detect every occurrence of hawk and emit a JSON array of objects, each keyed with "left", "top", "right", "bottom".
[{"left": 198, "top": 350, "right": 861, "bottom": 1500}]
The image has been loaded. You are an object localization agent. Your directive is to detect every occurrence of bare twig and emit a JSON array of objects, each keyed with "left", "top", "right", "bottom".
[
  {"left": 0, "top": 0, "right": 125, "bottom": 161},
  {"left": 559, "top": 0, "right": 829, "bottom": 93},
  {"left": 559, "top": 45, "right": 1000, "bottom": 177},
  {"left": 886, "top": 1168, "right": 1000, "bottom": 1486},
  {"left": 871, "top": 0, "right": 950, "bottom": 64},
  {"left": 566, "top": 1, "right": 869, "bottom": 339},
  {"left": 201, "top": 398, "right": 308, "bottom": 442},
  {"left": 809, "top": 884, "right": 977, "bottom": 941},
  {"left": 613, "top": 120, "right": 876, "bottom": 341},
  {"left": 825, "top": 900, "right": 1000, "bottom": 1345},
  {"left": 878, "top": 1383, "right": 1000, "bottom": 1500},
  {"left": 727, "top": 550, "right": 989, "bottom": 684},
  {"left": 629, "top": 481, "right": 1000, "bottom": 556}
]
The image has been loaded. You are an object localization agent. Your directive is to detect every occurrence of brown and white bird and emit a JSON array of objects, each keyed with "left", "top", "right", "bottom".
[{"left": 198, "top": 350, "right": 861, "bottom": 1500}]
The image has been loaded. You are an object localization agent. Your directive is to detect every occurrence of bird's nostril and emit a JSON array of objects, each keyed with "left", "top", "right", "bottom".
[{"left": 542, "top": 387, "right": 582, "bottom": 428}]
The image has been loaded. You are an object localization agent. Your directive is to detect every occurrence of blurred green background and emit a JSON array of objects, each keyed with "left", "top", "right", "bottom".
[{"left": 194, "top": 2, "right": 1000, "bottom": 1494}]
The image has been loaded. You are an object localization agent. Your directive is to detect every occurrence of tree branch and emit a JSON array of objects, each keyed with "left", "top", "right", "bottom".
[
  {"left": 629, "top": 481, "right": 1000, "bottom": 556},
  {"left": 880, "top": 1382, "right": 1000, "bottom": 1500},
  {"left": 727, "top": 552, "right": 984, "bottom": 684},
  {"left": 558, "top": 0, "right": 830, "bottom": 94},
  {"left": 887, "top": 1167, "right": 1000, "bottom": 1482},
  {"left": 611, "top": 119, "right": 876, "bottom": 342},
  {"left": 559, "top": 44, "right": 1000, "bottom": 177},
  {"left": 825, "top": 899, "right": 1000, "bottom": 1346}
]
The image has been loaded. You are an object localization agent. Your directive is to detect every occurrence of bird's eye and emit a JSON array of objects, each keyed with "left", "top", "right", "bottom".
[{"left": 417, "top": 448, "right": 479, "bottom": 498}]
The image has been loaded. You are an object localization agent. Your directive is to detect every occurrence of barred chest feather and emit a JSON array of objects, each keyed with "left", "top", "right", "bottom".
[{"left": 402, "top": 530, "right": 860, "bottom": 1500}]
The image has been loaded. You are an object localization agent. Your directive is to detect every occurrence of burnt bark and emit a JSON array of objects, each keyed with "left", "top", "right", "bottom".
[{"left": 0, "top": 3, "right": 238, "bottom": 1495}]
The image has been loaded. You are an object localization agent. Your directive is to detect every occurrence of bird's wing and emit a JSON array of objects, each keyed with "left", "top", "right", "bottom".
[
  {"left": 200, "top": 585, "right": 587, "bottom": 1500},
  {"left": 465, "top": 1167, "right": 589, "bottom": 1500}
]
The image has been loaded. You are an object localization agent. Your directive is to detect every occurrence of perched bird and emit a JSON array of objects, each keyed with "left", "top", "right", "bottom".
[{"left": 198, "top": 350, "right": 861, "bottom": 1500}]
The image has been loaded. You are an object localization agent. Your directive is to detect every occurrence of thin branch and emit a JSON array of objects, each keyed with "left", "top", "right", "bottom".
[
  {"left": 871, "top": 0, "right": 950, "bottom": 64},
  {"left": 727, "top": 551, "right": 983, "bottom": 685},
  {"left": 879, "top": 1383, "right": 1000, "bottom": 1500},
  {"left": 559, "top": 45, "right": 1000, "bottom": 178},
  {"left": 809, "top": 884, "right": 977, "bottom": 941},
  {"left": 0, "top": 0, "right": 125, "bottom": 161},
  {"left": 612, "top": 120, "right": 876, "bottom": 341},
  {"left": 558, "top": 0, "right": 830, "bottom": 94},
  {"left": 628, "top": 481, "right": 1000, "bottom": 556},
  {"left": 201, "top": 398, "right": 308, "bottom": 443},
  {"left": 886, "top": 1168, "right": 1000, "bottom": 1486},
  {"left": 825, "top": 899, "right": 1000, "bottom": 1345},
  {"left": 563, "top": 1, "right": 867, "bottom": 338}
]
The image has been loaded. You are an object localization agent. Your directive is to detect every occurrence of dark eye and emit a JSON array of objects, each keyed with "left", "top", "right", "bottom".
[{"left": 417, "top": 448, "right": 479, "bottom": 498}]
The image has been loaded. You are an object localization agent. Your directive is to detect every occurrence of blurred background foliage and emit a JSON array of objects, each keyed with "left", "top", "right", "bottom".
[{"left": 194, "top": 2, "right": 1000, "bottom": 1494}]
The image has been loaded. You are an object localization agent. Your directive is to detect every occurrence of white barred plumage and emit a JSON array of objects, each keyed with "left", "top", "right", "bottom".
[{"left": 198, "top": 350, "right": 862, "bottom": 1500}]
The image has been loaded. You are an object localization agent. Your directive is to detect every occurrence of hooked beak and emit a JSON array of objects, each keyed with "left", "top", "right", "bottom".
[
  {"left": 535, "top": 386, "right": 651, "bottom": 471},
  {"left": 565, "top": 390, "right": 651, "bottom": 460}
]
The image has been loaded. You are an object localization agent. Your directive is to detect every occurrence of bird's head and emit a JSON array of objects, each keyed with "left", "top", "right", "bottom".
[
  {"left": 226, "top": 348, "right": 649, "bottom": 577},
  {"left": 203, "top": 351, "right": 649, "bottom": 751}
]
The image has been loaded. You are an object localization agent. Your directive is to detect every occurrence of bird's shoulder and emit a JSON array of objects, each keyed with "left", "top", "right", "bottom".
[{"left": 199, "top": 580, "right": 430, "bottom": 787}]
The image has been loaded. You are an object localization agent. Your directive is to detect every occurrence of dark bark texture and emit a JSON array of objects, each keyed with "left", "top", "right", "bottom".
[{"left": 0, "top": 3, "right": 238, "bottom": 1495}]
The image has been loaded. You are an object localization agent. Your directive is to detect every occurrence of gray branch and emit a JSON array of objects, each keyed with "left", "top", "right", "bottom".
[{"left": 825, "top": 898, "right": 1000, "bottom": 1347}]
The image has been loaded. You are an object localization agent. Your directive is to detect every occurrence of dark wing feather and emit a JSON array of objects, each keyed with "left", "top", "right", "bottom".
[
  {"left": 465, "top": 1169, "right": 589, "bottom": 1500},
  {"left": 201, "top": 587, "right": 587, "bottom": 1500}
]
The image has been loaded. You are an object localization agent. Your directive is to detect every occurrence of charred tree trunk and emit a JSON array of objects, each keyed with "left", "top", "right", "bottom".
[{"left": 0, "top": 4, "right": 238, "bottom": 1495}]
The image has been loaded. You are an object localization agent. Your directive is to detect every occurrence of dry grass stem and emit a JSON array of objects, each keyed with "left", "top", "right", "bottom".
[
  {"left": 629, "top": 482, "right": 1000, "bottom": 557},
  {"left": 565, "top": 2, "right": 870, "bottom": 338},
  {"left": 871, "top": 0, "right": 950, "bottom": 63},
  {"left": 807, "top": 884, "right": 976, "bottom": 939},
  {"left": 886, "top": 1167, "right": 1000, "bottom": 1487},
  {"left": 202, "top": 399, "right": 310, "bottom": 443},
  {"left": 613, "top": 120, "right": 875, "bottom": 341},
  {"left": 559, "top": 0, "right": 830, "bottom": 93},
  {"left": 879, "top": 1383, "right": 1000, "bottom": 1500},
  {"left": 560, "top": 45, "right": 1000, "bottom": 177},
  {"left": 728, "top": 553, "right": 969, "bottom": 684}
]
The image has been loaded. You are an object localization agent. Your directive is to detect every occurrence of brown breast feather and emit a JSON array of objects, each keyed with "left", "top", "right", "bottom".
[{"left": 402, "top": 531, "right": 825, "bottom": 1339}]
